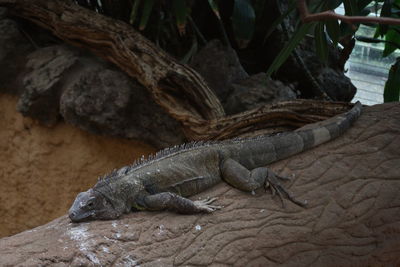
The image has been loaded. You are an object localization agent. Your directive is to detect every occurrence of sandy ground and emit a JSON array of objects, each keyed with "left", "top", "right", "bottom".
[{"left": 0, "top": 94, "right": 156, "bottom": 238}]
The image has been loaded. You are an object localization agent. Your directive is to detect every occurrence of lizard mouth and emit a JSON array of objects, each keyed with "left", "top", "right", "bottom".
[{"left": 69, "top": 210, "right": 95, "bottom": 222}]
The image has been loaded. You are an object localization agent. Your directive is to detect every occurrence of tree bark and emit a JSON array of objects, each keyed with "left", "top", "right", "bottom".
[{"left": 192, "top": 99, "right": 354, "bottom": 140}]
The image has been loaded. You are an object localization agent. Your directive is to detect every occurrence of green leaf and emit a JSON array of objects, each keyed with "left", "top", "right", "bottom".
[
  {"left": 324, "top": 0, "right": 343, "bottom": 10},
  {"left": 341, "top": 0, "right": 359, "bottom": 35},
  {"left": 208, "top": 0, "right": 229, "bottom": 46},
  {"left": 358, "top": 0, "right": 375, "bottom": 10},
  {"left": 263, "top": 0, "right": 296, "bottom": 43},
  {"left": 315, "top": 22, "right": 329, "bottom": 62},
  {"left": 383, "top": 28, "right": 400, "bottom": 56},
  {"left": 357, "top": 34, "right": 400, "bottom": 51},
  {"left": 308, "top": 0, "right": 326, "bottom": 13},
  {"left": 390, "top": 26, "right": 400, "bottom": 36},
  {"left": 129, "top": 0, "right": 142, "bottom": 25},
  {"left": 359, "top": 8, "right": 371, "bottom": 16},
  {"left": 391, "top": 7, "right": 400, "bottom": 14},
  {"left": 384, "top": 58, "right": 400, "bottom": 102},
  {"left": 377, "top": 0, "right": 393, "bottom": 36},
  {"left": 139, "top": 0, "right": 155, "bottom": 31},
  {"left": 266, "top": 22, "right": 316, "bottom": 77},
  {"left": 381, "top": 0, "right": 393, "bottom": 17},
  {"left": 172, "top": 0, "right": 188, "bottom": 35},
  {"left": 181, "top": 35, "right": 198, "bottom": 64},
  {"left": 253, "top": 0, "right": 267, "bottom": 23},
  {"left": 343, "top": 0, "right": 358, "bottom": 15},
  {"left": 340, "top": 21, "right": 357, "bottom": 37},
  {"left": 374, "top": 27, "right": 381, "bottom": 38},
  {"left": 207, "top": 0, "right": 221, "bottom": 19},
  {"left": 356, "top": 36, "right": 386, "bottom": 43},
  {"left": 326, "top": 19, "right": 340, "bottom": 47},
  {"left": 232, "top": 0, "right": 256, "bottom": 48}
]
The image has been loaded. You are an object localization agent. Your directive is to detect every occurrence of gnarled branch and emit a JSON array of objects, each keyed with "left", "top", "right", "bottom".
[{"left": 298, "top": 0, "right": 400, "bottom": 25}]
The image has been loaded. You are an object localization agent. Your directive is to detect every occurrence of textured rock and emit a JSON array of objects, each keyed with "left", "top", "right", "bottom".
[
  {"left": 225, "top": 73, "right": 297, "bottom": 114},
  {"left": 287, "top": 38, "right": 357, "bottom": 101},
  {"left": 190, "top": 39, "right": 249, "bottom": 101},
  {"left": 0, "top": 17, "right": 34, "bottom": 93},
  {"left": 0, "top": 7, "right": 7, "bottom": 19},
  {"left": 13, "top": 43, "right": 185, "bottom": 147},
  {"left": 1, "top": 102, "right": 400, "bottom": 266},
  {"left": 17, "top": 45, "right": 79, "bottom": 125},
  {"left": 317, "top": 67, "right": 356, "bottom": 102},
  {"left": 60, "top": 66, "right": 185, "bottom": 148}
]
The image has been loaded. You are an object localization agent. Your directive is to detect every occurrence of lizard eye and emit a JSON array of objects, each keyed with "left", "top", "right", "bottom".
[
  {"left": 86, "top": 200, "right": 94, "bottom": 208},
  {"left": 85, "top": 196, "right": 96, "bottom": 209}
]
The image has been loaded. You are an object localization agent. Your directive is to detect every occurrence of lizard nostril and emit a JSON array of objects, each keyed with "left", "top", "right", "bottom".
[{"left": 69, "top": 211, "right": 76, "bottom": 220}]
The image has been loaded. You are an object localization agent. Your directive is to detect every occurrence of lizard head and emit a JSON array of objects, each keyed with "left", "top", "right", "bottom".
[{"left": 68, "top": 189, "right": 120, "bottom": 222}]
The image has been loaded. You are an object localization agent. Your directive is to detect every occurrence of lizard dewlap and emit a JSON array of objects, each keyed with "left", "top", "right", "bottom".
[{"left": 69, "top": 102, "right": 362, "bottom": 222}]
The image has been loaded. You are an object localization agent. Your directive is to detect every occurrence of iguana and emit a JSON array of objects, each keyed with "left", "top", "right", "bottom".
[{"left": 69, "top": 102, "right": 362, "bottom": 222}]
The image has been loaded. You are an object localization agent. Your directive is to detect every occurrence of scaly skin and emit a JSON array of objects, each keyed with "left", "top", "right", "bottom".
[{"left": 69, "top": 102, "right": 362, "bottom": 222}]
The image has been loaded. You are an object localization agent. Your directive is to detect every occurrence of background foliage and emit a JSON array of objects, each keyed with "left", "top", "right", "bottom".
[{"left": 75, "top": 0, "right": 400, "bottom": 102}]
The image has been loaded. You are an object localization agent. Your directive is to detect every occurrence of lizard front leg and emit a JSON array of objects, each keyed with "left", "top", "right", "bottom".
[
  {"left": 221, "top": 158, "right": 307, "bottom": 207},
  {"left": 142, "top": 192, "right": 220, "bottom": 214}
]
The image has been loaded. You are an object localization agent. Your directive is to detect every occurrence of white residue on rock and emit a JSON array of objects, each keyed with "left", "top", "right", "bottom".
[
  {"left": 66, "top": 224, "right": 100, "bottom": 265},
  {"left": 101, "top": 245, "right": 110, "bottom": 253},
  {"left": 86, "top": 252, "right": 100, "bottom": 265},
  {"left": 157, "top": 224, "right": 165, "bottom": 235},
  {"left": 121, "top": 255, "right": 140, "bottom": 267}
]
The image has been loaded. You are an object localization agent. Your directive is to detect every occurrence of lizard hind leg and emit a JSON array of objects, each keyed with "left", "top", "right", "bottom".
[{"left": 221, "top": 158, "right": 307, "bottom": 207}]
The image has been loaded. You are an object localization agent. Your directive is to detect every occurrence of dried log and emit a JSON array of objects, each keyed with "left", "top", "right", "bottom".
[{"left": 191, "top": 100, "right": 354, "bottom": 140}]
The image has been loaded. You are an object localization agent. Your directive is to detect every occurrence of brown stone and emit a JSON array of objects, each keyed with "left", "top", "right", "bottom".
[{"left": 1, "top": 102, "right": 400, "bottom": 266}]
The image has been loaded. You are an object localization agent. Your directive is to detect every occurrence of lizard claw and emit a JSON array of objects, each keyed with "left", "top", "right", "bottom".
[
  {"left": 275, "top": 173, "right": 294, "bottom": 181},
  {"left": 270, "top": 185, "right": 276, "bottom": 197},
  {"left": 194, "top": 197, "right": 221, "bottom": 213},
  {"left": 264, "top": 171, "right": 307, "bottom": 208},
  {"left": 265, "top": 181, "right": 270, "bottom": 191}
]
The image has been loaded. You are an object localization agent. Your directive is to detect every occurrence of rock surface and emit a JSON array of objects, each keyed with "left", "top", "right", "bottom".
[
  {"left": 225, "top": 73, "right": 297, "bottom": 114},
  {"left": 17, "top": 45, "right": 80, "bottom": 125},
  {"left": 2, "top": 41, "right": 185, "bottom": 147},
  {"left": 60, "top": 65, "right": 185, "bottom": 148},
  {"left": 1, "top": 102, "right": 400, "bottom": 266},
  {"left": 190, "top": 39, "right": 249, "bottom": 102},
  {"left": 288, "top": 38, "right": 357, "bottom": 101},
  {"left": 0, "top": 16, "right": 34, "bottom": 93},
  {"left": 317, "top": 67, "right": 356, "bottom": 102}
]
